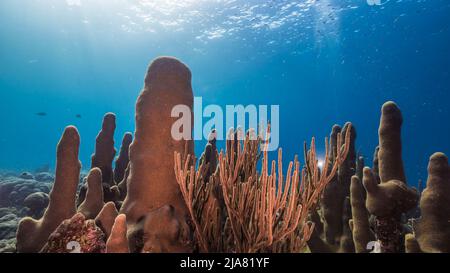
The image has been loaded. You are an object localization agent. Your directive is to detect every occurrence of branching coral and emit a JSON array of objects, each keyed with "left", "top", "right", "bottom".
[
  {"left": 320, "top": 124, "right": 356, "bottom": 246},
  {"left": 175, "top": 125, "right": 352, "bottom": 253},
  {"left": 306, "top": 123, "right": 357, "bottom": 253}
]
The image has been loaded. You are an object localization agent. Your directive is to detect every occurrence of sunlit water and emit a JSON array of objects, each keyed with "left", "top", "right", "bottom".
[{"left": 1, "top": 0, "right": 449, "bottom": 187}]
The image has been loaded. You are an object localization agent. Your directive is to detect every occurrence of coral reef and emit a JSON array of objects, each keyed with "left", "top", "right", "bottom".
[
  {"left": 0, "top": 176, "right": 51, "bottom": 208},
  {"left": 0, "top": 57, "right": 447, "bottom": 254},
  {"left": 35, "top": 172, "right": 54, "bottom": 182},
  {"left": 19, "top": 172, "right": 34, "bottom": 180},
  {"left": 0, "top": 172, "right": 54, "bottom": 252},
  {"left": 0, "top": 213, "right": 19, "bottom": 244},
  {"left": 23, "top": 192, "right": 49, "bottom": 219}
]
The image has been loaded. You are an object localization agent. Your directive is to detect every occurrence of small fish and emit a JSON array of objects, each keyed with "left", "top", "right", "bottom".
[
  {"left": 76, "top": 114, "right": 82, "bottom": 118},
  {"left": 36, "top": 112, "right": 47, "bottom": 116}
]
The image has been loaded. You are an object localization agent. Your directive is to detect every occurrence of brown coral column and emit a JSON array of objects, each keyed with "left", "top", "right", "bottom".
[
  {"left": 120, "top": 57, "right": 194, "bottom": 250},
  {"left": 350, "top": 174, "right": 374, "bottom": 253},
  {"left": 16, "top": 126, "right": 81, "bottom": 252},
  {"left": 78, "top": 168, "right": 105, "bottom": 219},
  {"left": 378, "top": 102, "right": 406, "bottom": 183},
  {"left": 321, "top": 123, "right": 356, "bottom": 245},
  {"left": 106, "top": 214, "right": 130, "bottom": 253},
  {"left": 95, "top": 202, "right": 119, "bottom": 238},
  {"left": 114, "top": 132, "right": 133, "bottom": 184},
  {"left": 91, "top": 113, "right": 117, "bottom": 186},
  {"left": 320, "top": 125, "right": 343, "bottom": 245},
  {"left": 363, "top": 102, "right": 418, "bottom": 253},
  {"left": 339, "top": 197, "right": 355, "bottom": 253},
  {"left": 415, "top": 152, "right": 450, "bottom": 252}
]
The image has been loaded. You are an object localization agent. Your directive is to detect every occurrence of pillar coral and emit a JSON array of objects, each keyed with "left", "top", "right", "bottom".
[
  {"left": 320, "top": 123, "right": 356, "bottom": 246},
  {"left": 114, "top": 132, "right": 133, "bottom": 184},
  {"left": 106, "top": 214, "right": 130, "bottom": 253},
  {"left": 91, "top": 113, "right": 117, "bottom": 186},
  {"left": 363, "top": 102, "right": 418, "bottom": 253},
  {"left": 16, "top": 126, "right": 81, "bottom": 252},
  {"left": 95, "top": 202, "right": 119, "bottom": 238},
  {"left": 350, "top": 175, "right": 374, "bottom": 253},
  {"left": 120, "top": 57, "right": 194, "bottom": 251},
  {"left": 415, "top": 152, "right": 450, "bottom": 252},
  {"left": 77, "top": 168, "right": 104, "bottom": 219}
]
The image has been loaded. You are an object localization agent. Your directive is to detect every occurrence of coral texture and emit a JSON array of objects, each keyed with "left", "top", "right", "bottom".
[
  {"left": 41, "top": 213, "right": 106, "bottom": 253},
  {"left": 23, "top": 192, "right": 49, "bottom": 218}
]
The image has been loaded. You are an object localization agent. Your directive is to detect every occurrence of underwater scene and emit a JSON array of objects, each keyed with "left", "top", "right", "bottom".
[{"left": 0, "top": 0, "right": 449, "bottom": 255}]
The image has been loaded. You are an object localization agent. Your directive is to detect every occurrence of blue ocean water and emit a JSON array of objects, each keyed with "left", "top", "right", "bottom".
[{"left": 0, "top": 0, "right": 449, "bottom": 187}]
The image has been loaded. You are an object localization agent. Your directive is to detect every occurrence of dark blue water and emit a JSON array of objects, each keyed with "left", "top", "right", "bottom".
[{"left": 1, "top": 0, "right": 449, "bottom": 187}]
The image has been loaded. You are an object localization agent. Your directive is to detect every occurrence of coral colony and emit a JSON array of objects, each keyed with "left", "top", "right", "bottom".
[{"left": 0, "top": 56, "right": 449, "bottom": 253}]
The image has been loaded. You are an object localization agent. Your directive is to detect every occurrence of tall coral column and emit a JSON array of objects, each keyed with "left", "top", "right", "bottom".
[
  {"left": 415, "top": 153, "right": 450, "bottom": 252},
  {"left": 91, "top": 113, "right": 117, "bottom": 186},
  {"left": 16, "top": 126, "right": 81, "bottom": 252},
  {"left": 363, "top": 102, "right": 418, "bottom": 253},
  {"left": 120, "top": 57, "right": 194, "bottom": 252}
]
